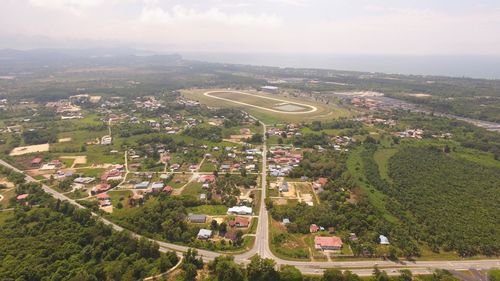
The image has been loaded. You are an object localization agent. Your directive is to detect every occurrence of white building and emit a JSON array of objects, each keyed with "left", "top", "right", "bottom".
[
  {"left": 101, "top": 135, "right": 112, "bottom": 145},
  {"left": 227, "top": 206, "right": 253, "bottom": 215},
  {"left": 261, "top": 86, "right": 279, "bottom": 94}
]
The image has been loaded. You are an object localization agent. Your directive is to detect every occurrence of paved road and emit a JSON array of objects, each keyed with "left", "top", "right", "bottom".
[
  {"left": 1, "top": 130, "right": 499, "bottom": 277},
  {"left": 228, "top": 122, "right": 500, "bottom": 274}
]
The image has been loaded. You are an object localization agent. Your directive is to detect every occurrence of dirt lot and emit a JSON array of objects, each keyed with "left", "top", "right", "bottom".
[
  {"left": 58, "top": 137, "right": 72, "bottom": 143},
  {"left": 273, "top": 198, "right": 288, "bottom": 205},
  {"left": 60, "top": 156, "right": 87, "bottom": 168},
  {"left": 281, "top": 184, "right": 296, "bottom": 198},
  {"left": 9, "top": 143, "right": 49, "bottom": 156},
  {"left": 0, "top": 178, "right": 15, "bottom": 189}
]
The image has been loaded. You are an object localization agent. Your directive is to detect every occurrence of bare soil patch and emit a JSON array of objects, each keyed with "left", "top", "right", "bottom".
[{"left": 10, "top": 143, "right": 49, "bottom": 156}]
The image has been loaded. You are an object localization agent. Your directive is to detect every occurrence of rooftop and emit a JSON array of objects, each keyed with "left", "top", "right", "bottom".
[{"left": 315, "top": 236, "right": 343, "bottom": 248}]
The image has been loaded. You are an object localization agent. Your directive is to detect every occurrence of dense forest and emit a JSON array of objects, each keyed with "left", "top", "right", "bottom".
[
  {"left": 0, "top": 202, "right": 178, "bottom": 281},
  {"left": 388, "top": 147, "right": 500, "bottom": 256}
]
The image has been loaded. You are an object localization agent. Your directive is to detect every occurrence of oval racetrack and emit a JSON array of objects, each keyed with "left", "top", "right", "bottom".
[{"left": 203, "top": 90, "right": 318, "bottom": 114}]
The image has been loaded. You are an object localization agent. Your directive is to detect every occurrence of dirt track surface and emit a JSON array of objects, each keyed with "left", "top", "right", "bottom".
[{"left": 204, "top": 90, "right": 318, "bottom": 114}]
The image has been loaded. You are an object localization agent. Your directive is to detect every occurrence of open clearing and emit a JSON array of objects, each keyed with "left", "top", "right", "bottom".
[
  {"left": 60, "top": 156, "right": 87, "bottom": 168},
  {"left": 58, "top": 137, "right": 72, "bottom": 143},
  {"left": 182, "top": 89, "right": 350, "bottom": 123},
  {"left": 9, "top": 143, "right": 49, "bottom": 156}
]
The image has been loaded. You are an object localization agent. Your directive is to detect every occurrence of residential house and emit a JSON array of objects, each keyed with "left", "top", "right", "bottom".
[
  {"left": 91, "top": 183, "right": 111, "bottom": 195},
  {"left": 96, "top": 193, "right": 111, "bottom": 207},
  {"left": 188, "top": 214, "right": 207, "bottom": 223},
  {"left": 134, "top": 181, "right": 150, "bottom": 189},
  {"left": 350, "top": 233, "right": 358, "bottom": 241},
  {"left": 279, "top": 181, "right": 289, "bottom": 192},
  {"left": 74, "top": 177, "right": 95, "bottom": 184},
  {"left": 228, "top": 216, "right": 250, "bottom": 228},
  {"left": 220, "top": 164, "right": 231, "bottom": 171},
  {"left": 198, "top": 175, "right": 216, "bottom": 183},
  {"left": 101, "top": 170, "right": 122, "bottom": 182},
  {"left": 16, "top": 193, "right": 29, "bottom": 201},
  {"left": 310, "top": 224, "right": 320, "bottom": 233},
  {"left": 151, "top": 182, "right": 164, "bottom": 192},
  {"left": 314, "top": 236, "right": 343, "bottom": 251},
  {"left": 379, "top": 235, "right": 390, "bottom": 245},
  {"left": 227, "top": 206, "right": 252, "bottom": 215},
  {"left": 101, "top": 135, "right": 112, "bottom": 145},
  {"left": 31, "top": 157, "right": 43, "bottom": 167},
  {"left": 313, "top": 177, "right": 328, "bottom": 191},
  {"left": 197, "top": 229, "right": 212, "bottom": 240}
]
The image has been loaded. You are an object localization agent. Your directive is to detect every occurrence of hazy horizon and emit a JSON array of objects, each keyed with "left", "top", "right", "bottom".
[
  {"left": 2, "top": 0, "right": 500, "bottom": 79},
  {"left": 2, "top": 0, "right": 500, "bottom": 55},
  {"left": 182, "top": 52, "right": 500, "bottom": 79},
  {"left": 2, "top": 48, "right": 500, "bottom": 79}
]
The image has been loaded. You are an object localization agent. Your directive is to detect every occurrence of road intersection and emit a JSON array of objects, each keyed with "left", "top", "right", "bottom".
[{"left": 0, "top": 121, "right": 498, "bottom": 276}]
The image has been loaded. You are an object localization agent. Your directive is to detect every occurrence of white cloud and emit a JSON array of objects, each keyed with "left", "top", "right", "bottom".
[
  {"left": 267, "top": 0, "right": 306, "bottom": 6},
  {"left": 140, "top": 4, "right": 282, "bottom": 27},
  {"left": 1, "top": 0, "right": 499, "bottom": 55},
  {"left": 29, "top": 0, "right": 104, "bottom": 14}
]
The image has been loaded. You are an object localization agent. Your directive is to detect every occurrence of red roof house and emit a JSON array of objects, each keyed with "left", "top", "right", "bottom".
[
  {"left": 198, "top": 175, "right": 216, "bottom": 183},
  {"left": 100, "top": 172, "right": 109, "bottom": 181},
  {"left": 317, "top": 177, "right": 328, "bottom": 186},
  {"left": 31, "top": 157, "right": 43, "bottom": 166},
  {"left": 228, "top": 216, "right": 250, "bottom": 228},
  {"left": 92, "top": 183, "right": 111, "bottom": 195},
  {"left": 273, "top": 149, "right": 287, "bottom": 155},
  {"left": 314, "top": 236, "right": 343, "bottom": 250},
  {"left": 16, "top": 193, "right": 29, "bottom": 201},
  {"left": 163, "top": 185, "right": 173, "bottom": 193},
  {"left": 310, "top": 224, "right": 320, "bottom": 233},
  {"left": 96, "top": 193, "right": 110, "bottom": 200}
]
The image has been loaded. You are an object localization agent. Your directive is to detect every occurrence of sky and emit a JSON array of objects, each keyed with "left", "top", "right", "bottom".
[{"left": 1, "top": 0, "right": 500, "bottom": 55}]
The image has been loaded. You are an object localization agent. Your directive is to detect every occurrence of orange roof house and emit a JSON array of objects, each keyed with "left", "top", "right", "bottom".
[
  {"left": 310, "top": 224, "right": 320, "bottom": 233},
  {"left": 314, "top": 236, "right": 343, "bottom": 250}
]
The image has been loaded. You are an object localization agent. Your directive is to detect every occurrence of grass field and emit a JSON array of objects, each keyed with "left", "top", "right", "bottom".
[
  {"left": 108, "top": 190, "right": 133, "bottom": 208},
  {"left": 373, "top": 148, "right": 398, "bottom": 182},
  {"left": 75, "top": 168, "right": 106, "bottom": 178},
  {"left": 186, "top": 204, "right": 227, "bottom": 215},
  {"left": 269, "top": 218, "right": 311, "bottom": 260},
  {"left": 181, "top": 182, "right": 203, "bottom": 198},
  {"left": 346, "top": 146, "right": 399, "bottom": 224},
  {"left": 0, "top": 188, "right": 15, "bottom": 209},
  {"left": 181, "top": 89, "right": 351, "bottom": 124}
]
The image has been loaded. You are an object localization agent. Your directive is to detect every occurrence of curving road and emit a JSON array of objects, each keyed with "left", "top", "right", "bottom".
[
  {"left": 203, "top": 90, "right": 318, "bottom": 114},
  {"left": 1, "top": 120, "right": 499, "bottom": 276}
]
